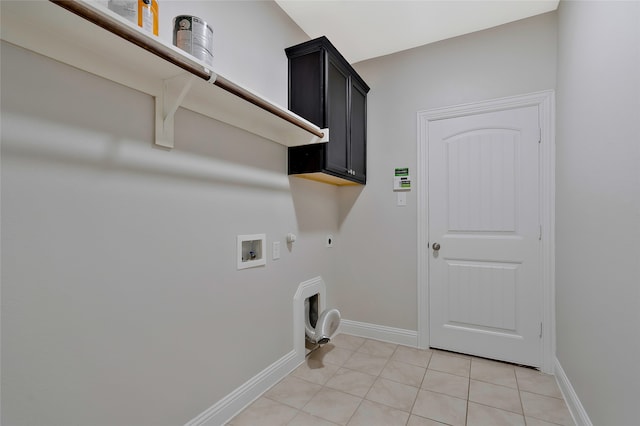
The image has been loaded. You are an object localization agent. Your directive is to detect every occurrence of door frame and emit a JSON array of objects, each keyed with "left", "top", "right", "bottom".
[{"left": 416, "top": 90, "right": 556, "bottom": 373}]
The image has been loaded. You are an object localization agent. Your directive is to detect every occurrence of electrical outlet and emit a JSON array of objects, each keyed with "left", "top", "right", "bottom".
[
  {"left": 326, "top": 235, "right": 334, "bottom": 248},
  {"left": 273, "top": 241, "right": 280, "bottom": 260}
]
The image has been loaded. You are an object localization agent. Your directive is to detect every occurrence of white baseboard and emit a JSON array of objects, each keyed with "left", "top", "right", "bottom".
[
  {"left": 339, "top": 319, "right": 418, "bottom": 347},
  {"left": 184, "top": 350, "right": 301, "bottom": 426},
  {"left": 554, "top": 357, "right": 592, "bottom": 426},
  {"left": 184, "top": 318, "right": 417, "bottom": 426}
]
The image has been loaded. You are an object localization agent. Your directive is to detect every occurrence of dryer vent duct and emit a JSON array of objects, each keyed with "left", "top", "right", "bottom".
[{"left": 304, "top": 293, "right": 340, "bottom": 345}]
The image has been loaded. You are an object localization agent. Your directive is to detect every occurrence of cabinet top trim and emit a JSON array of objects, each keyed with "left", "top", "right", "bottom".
[{"left": 286, "top": 36, "right": 370, "bottom": 93}]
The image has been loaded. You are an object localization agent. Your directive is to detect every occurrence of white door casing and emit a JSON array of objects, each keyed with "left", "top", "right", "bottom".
[{"left": 417, "top": 91, "right": 555, "bottom": 373}]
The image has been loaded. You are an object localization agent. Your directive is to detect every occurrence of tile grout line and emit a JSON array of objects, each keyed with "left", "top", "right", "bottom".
[
  {"left": 515, "top": 365, "right": 527, "bottom": 426},
  {"left": 377, "top": 343, "right": 419, "bottom": 426},
  {"left": 348, "top": 340, "right": 419, "bottom": 425},
  {"left": 356, "top": 340, "right": 396, "bottom": 424},
  {"left": 465, "top": 358, "right": 472, "bottom": 426},
  {"left": 348, "top": 338, "right": 387, "bottom": 426},
  {"left": 406, "top": 348, "right": 432, "bottom": 421},
  {"left": 288, "top": 344, "right": 347, "bottom": 424},
  {"left": 308, "top": 337, "right": 370, "bottom": 425},
  {"left": 341, "top": 344, "right": 366, "bottom": 426},
  {"left": 412, "top": 347, "right": 432, "bottom": 425}
]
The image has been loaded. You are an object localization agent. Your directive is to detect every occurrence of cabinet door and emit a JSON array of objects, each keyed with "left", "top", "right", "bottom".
[
  {"left": 325, "top": 57, "right": 349, "bottom": 177},
  {"left": 288, "top": 50, "right": 325, "bottom": 127},
  {"left": 350, "top": 79, "right": 367, "bottom": 183}
]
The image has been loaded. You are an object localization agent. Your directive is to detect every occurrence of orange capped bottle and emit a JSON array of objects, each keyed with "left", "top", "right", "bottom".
[{"left": 138, "top": 0, "right": 158, "bottom": 36}]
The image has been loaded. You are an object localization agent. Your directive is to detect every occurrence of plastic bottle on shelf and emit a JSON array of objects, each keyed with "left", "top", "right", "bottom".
[
  {"left": 108, "top": 0, "right": 136, "bottom": 24},
  {"left": 108, "top": 0, "right": 158, "bottom": 36},
  {"left": 138, "top": 0, "right": 158, "bottom": 36}
]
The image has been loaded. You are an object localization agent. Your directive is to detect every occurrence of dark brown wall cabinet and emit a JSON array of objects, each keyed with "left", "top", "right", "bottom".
[{"left": 286, "top": 36, "right": 370, "bottom": 185}]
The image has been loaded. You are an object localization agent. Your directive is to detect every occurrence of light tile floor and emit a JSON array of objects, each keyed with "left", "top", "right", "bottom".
[{"left": 227, "top": 334, "right": 574, "bottom": 426}]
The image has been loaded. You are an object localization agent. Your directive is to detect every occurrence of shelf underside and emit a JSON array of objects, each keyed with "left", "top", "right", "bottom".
[{"left": 0, "top": 0, "right": 324, "bottom": 148}]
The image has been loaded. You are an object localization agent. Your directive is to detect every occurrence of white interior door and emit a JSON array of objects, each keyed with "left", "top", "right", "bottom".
[{"left": 428, "top": 105, "right": 542, "bottom": 367}]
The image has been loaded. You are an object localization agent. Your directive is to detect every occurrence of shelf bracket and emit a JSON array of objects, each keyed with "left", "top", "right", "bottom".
[{"left": 154, "top": 73, "right": 195, "bottom": 149}]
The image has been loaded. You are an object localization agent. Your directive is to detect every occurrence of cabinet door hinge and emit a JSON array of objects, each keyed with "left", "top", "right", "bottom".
[
  {"left": 539, "top": 224, "right": 542, "bottom": 241},
  {"left": 538, "top": 127, "right": 542, "bottom": 143}
]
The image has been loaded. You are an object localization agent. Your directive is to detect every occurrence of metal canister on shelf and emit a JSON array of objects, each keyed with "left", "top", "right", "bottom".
[{"left": 173, "top": 15, "right": 213, "bottom": 66}]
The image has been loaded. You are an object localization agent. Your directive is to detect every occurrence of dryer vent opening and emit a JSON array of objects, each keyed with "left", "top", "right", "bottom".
[
  {"left": 308, "top": 294, "right": 319, "bottom": 330},
  {"left": 305, "top": 294, "right": 320, "bottom": 352}
]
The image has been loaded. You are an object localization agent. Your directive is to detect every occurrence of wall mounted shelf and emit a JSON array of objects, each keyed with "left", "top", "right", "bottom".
[{"left": 0, "top": 0, "right": 326, "bottom": 148}]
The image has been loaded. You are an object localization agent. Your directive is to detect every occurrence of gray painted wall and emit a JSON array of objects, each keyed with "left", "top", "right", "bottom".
[
  {"left": 4, "top": 0, "right": 638, "bottom": 424},
  {"left": 0, "top": 2, "right": 338, "bottom": 425},
  {"left": 556, "top": 1, "right": 640, "bottom": 425},
  {"left": 336, "top": 12, "right": 558, "bottom": 330}
]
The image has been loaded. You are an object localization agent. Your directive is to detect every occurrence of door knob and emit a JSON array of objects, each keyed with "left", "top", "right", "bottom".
[{"left": 432, "top": 242, "right": 441, "bottom": 251}]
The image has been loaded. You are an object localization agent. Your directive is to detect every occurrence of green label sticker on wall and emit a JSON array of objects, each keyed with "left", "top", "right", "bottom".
[{"left": 395, "top": 168, "right": 409, "bottom": 176}]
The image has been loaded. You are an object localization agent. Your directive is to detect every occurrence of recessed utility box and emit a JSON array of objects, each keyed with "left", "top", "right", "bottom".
[{"left": 237, "top": 234, "right": 266, "bottom": 270}]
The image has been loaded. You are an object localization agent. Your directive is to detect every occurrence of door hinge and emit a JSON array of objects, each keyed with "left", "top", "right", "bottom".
[
  {"left": 538, "top": 127, "right": 542, "bottom": 144},
  {"left": 539, "top": 224, "right": 542, "bottom": 240},
  {"left": 539, "top": 322, "right": 543, "bottom": 338}
]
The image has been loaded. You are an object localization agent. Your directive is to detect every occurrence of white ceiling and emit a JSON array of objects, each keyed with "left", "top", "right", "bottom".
[{"left": 275, "top": 0, "right": 559, "bottom": 64}]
